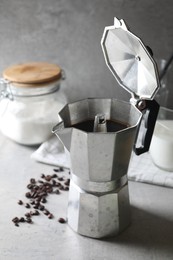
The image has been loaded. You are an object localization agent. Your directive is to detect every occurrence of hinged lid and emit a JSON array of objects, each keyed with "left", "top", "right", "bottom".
[
  {"left": 101, "top": 17, "right": 160, "bottom": 100},
  {"left": 3, "top": 62, "right": 62, "bottom": 85}
]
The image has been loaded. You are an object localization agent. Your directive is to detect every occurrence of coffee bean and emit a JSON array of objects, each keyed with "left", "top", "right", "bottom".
[
  {"left": 26, "top": 218, "right": 33, "bottom": 224},
  {"left": 55, "top": 182, "right": 61, "bottom": 187},
  {"left": 41, "top": 197, "right": 47, "bottom": 203},
  {"left": 38, "top": 180, "right": 44, "bottom": 184},
  {"left": 58, "top": 217, "right": 66, "bottom": 224},
  {"left": 58, "top": 177, "right": 64, "bottom": 181},
  {"left": 39, "top": 192, "right": 47, "bottom": 198},
  {"left": 19, "top": 217, "right": 25, "bottom": 222},
  {"left": 12, "top": 217, "right": 19, "bottom": 223},
  {"left": 41, "top": 173, "right": 45, "bottom": 178},
  {"left": 25, "top": 203, "right": 30, "bottom": 209},
  {"left": 51, "top": 173, "right": 57, "bottom": 178},
  {"left": 33, "top": 185, "right": 39, "bottom": 191},
  {"left": 15, "top": 223, "right": 19, "bottom": 227},
  {"left": 45, "top": 175, "right": 52, "bottom": 182},
  {"left": 47, "top": 187, "right": 53, "bottom": 194},
  {"left": 33, "top": 204, "right": 39, "bottom": 209},
  {"left": 52, "top": 179, "right": 56, "bottom": 186},
  {"left": 54, "top": 189, "right": 60, "bottom": 194},
  {"left": 25, "top": 212, "right": 31, "bottom": 218},
  {"left": 33, "top": 210, "right": 40, "bottom": 216},
  {"left": 35, "top": 197, "right": 41, "bottom": 203},
  {"left": 48, "top": 213, "right": 53, "bottom": 219},
  {"left": 27, "top": 184, "right": 33, "bottom": 190},
  {"left": 29, "top": 211, "right": 34, "bottom": 216},
  {"left": 18, "top": 200, "right": 23, "bottom": 205},
  {"left": 43, "top": 209, "right": 49, "bottom": 216},
  {"left": 30, "top": 178, "right": 36, "bottom": 184},
  {"left": 25, "top": 192, "right": 31, "bottom": 198},
  {"left": 64, "top": 179, "right": 70, "bottom": 186},
  {"left": 53, "top": 168, "right": 60, "bottom": 172},
  {"left": 64, "top": 186, "right": 69, "bottom": 191},
  {"left": 59, "top": 185, "right": 65, "bottom": 190},
  {"left": 38, "top": 204, "right": 45, "bottom": 211},
  {"left": 59, "top": 167, "right": 64, "bottom": 172}
]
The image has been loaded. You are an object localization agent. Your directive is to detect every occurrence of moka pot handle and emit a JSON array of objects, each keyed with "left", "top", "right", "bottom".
[{"left": 134, "top": 99, "right": 160, "bottom": 155}]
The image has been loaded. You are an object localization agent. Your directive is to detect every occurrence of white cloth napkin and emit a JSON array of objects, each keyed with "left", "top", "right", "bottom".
[
  {"left": 128, "top": 152, "right": 173, "bottom": 188},
  {"left": 31, "top": 136, "right": 173, "bottom": 188},
  {"left": 31, "top": 135, "right": 70, "bottom": 168}
]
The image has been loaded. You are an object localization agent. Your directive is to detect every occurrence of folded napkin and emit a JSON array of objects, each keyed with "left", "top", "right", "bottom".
[
  {"left": 31, "top": 136, "right": 173, "bottom": 188},
  {"left": 128, "top": 152, "right": 173, "bottom": 188},
  {"left": 31, "top": 135, "right": 70, "bottom": 169}
]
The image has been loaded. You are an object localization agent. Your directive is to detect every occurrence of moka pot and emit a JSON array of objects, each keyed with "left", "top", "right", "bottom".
[{"left": 53, "top": 17, "right": 160, "bottom": 238}]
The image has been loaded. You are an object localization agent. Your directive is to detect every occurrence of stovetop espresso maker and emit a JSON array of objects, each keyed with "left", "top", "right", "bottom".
[{"left": 53, "top": 17, "right": 160, "bottom": 238}]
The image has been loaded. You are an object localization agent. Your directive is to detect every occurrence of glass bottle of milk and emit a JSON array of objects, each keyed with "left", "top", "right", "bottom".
[{"left": 150, "top": 107, "right": 173, "bottom": 171}]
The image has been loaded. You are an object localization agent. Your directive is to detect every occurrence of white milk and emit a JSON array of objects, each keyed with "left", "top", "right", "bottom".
[{"left": 150, "top": 120, "right": 173, "bottom": 171}]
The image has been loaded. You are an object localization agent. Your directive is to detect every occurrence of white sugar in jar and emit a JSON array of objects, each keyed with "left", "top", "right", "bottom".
[{"left": 0, "top": 62, "right": 67, "bottom": 145}]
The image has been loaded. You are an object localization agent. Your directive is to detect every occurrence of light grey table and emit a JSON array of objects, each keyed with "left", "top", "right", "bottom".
[{"left": 0, "top": 132, "right": 173, "bottom": 260}]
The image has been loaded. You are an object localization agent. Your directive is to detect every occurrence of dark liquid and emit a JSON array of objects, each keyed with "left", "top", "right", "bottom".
[{"left": 71, "top": 119, "right": 129, "bottom": 132}]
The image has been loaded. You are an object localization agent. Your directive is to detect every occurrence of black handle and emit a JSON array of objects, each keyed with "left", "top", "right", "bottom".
[{"left": 134, "top": 99, "right": 160, "bottom": 155}]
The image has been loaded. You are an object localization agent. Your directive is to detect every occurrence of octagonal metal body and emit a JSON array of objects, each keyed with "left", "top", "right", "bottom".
[{"left": 67, "top": 180, "right": 130, "bottom": 238}]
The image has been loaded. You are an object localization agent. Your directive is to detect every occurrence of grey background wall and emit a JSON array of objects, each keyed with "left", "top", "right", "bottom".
[{"left": 0, "top": 0, "right": 173, "bottom": 105}]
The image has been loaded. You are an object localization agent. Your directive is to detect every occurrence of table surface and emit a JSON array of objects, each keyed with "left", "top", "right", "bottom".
[{"left": 0, "top": 132, "right": 173, "bottom": 260}]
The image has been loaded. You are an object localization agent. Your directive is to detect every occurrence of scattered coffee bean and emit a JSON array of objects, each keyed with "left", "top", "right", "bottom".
[
  {"left": 59, "top": 185, "right": 65, "bottom": 190},
  {"left": 52, "top": 179, "right": 56, "bottom": 186},
  {"left": 64, "top": 186, "right": 69, "bottom": 191},
  {"left": 13, "top": 168, "right": 70, "bottom": 227},
  {"left": 15, "top": 223, "right": 19, "bottom": 227},
  {"left": 25, "top": 203, "right": 31, "bottom": 209},
  {"left": 25, "top": 192, "right": 31, "bottom": 198},
  {"left": 58, "top": 217, "right": 66, "bottom": 224},
  {"left": 30, "top": 178, "right": 36, "bottom": 184},
  {"left": 27, "top": 184, "right": 33, "bottom": 190},
  {"left": 51, "top": 173, "right": 57, "bottom": 178},
  {"left": 41, "top": 173, "right": 45, "bottom": 178},
  {"left": 33, "top": 204, "right": 39, "bottom": 209},
  {"left": 41, "top": 197, "right": 47, "bottom": 203},
  {"left": 38, "top": 180, "right": 44, "bottom": 184},
  {"left": 25, "top": 212, "right": 31, "bottom": 218},
  {"left": 12, "top": 217, "right": 19, "bottom": 223},
  {"left": 33, "top": 210, "right": 40, "bottom": 216},
  {"left": 19, "top": 217, "right": 25, "bottom": 222},
  {"left": 43, "top": 209, "right": 49, "bottom": 216},
  {"left": 55, "top": 182, "right": 61, "bottom": 187},
  {"left": 18, "top": 200, "right": 23, "bottom": 205},
  {"left": 45, "top": 175, "right": 52, "bottom": 182},
  {"left": 26, "top": 218, "right": 33, "bottom": 224},
  {"left": 38, "top": 204, "right": 45, "bottom": 211},
  {"left": 58, "top": 177, "right": 64, "bottom": 181},
  {"left": 53, "top": 168, "right": 60, "bottom": 172},
  {"left": 54, "top": 189, "right": 60, "bottom": 194},
  {"left": 33, "top": 185, "right": 39, "bottom": 191},
  {"left": 64, "top": 179, "right": 70, "bottom": 186},
  {"left": 48, "top": 213, "right": 53, "bottom": 219}
]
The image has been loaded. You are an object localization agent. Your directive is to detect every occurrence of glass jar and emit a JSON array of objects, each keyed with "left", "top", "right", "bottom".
[{"left": 0, "top": 62, "right": 67, "bottom": 145}]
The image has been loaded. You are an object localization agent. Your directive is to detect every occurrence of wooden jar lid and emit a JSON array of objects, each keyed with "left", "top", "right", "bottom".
[{"left": 3, "top": 62, "right": 62, "bottom": 85}]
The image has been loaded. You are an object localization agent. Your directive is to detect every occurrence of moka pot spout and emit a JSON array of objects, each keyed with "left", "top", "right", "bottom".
[{"left": 52, "top": 121, "right": 72, "bottom": 152}]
